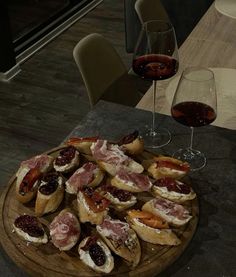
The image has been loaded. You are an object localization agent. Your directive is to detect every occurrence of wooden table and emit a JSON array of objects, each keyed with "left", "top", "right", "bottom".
[{"left": 136, "top": 3, "right": 236, "bottom": 130}]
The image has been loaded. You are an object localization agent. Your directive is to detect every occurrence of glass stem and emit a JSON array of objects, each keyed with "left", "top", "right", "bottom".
[
  {"left": 190, "top": 127, "right": 194, "bottom": 150},
  {"left": 152, "top": 80, "right": 157, "bottom": 133}
]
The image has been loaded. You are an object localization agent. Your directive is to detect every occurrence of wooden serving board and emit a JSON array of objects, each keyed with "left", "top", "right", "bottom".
[{"left": 0, "top": 146, "right": 199, "bottom": 277}]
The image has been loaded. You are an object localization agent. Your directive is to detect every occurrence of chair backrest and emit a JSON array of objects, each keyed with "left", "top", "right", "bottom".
[
  {"left": 124, "top": 0, "right": 142, "bottom": 53},
  {"left": 124, "top": 0, "right": 170, "bottom": 53},
  {"left": 135, "top": 0, "right": 170, "bottom": 24},
  {"left": 73, "top": 33, "right": 127, "bottom": 107}
]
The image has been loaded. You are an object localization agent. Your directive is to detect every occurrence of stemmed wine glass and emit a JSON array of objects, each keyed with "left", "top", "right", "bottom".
[
  {"left": 171, "top": 67, "right": 217, "bottom": 171},
  {"left": 132, "top": 20, "right": 179, "bottom": 148}
]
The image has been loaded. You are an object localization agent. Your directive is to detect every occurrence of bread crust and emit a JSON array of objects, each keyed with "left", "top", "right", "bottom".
[
  {"left": 77, "top": 191, "right": 108, "bottom": 225},
  {"left": 111, "top": 175, "right": 143, "bottom": 193},
  {"left": 126, "top": 215, "right": 181, "bottom": 246},
  {"left": 78, "top": 237, "right": 114, "bottom": 273}
]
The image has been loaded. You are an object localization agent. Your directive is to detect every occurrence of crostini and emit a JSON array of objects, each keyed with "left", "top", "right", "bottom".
[
  {"left": 151, "top": 177, "right": 196, "bottom": 203},
  {"left": 35, "top": 171, "right": 65, "bottom": 216},
  {"left": 13, "top": 214, "right": 48, "bottom": 244},
  {"left": 147, "top": 156, "right": 190, "bottom": 180},
  {"left": 49, "top": 209, "right": 81, "bottom": 251},
  {"left": 53, "top": 146, "right": 80, "bottom": 173},
  {"left": 96, "top": 216, "right": 141, "bottom": 267},
  {"left": 126, "top": 209, "right": 181, "bottom": 245},
  {"left": 142, "top": 197, "right": 192, "bottom": 227},
  {"left": 77, "top": 187, "right": 110, "bottom": 225},
  {"left": 91, "top": 139, "right": 144, "bottom": 176},
  {"left": 78, "top": 236, "right": 114, "bottom": 273}
]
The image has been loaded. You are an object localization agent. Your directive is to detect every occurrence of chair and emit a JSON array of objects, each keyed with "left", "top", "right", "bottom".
[
  {"left": 124, "top": 0, "right": 170, "bottom": 54},
  {"left": 134, "top": 0, "right": 170, "bottom": 24},
  {"left": 73, "top": 33, "right": 142, "bottom": 107}
]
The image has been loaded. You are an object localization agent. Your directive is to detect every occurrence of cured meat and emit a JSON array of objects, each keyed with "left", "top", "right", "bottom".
[
  {"left": 66, "top": 162, "right": 100, "bottom": 194},
  {"left": 153, "top": 197, "right": 190, "bottom": 220},
  {"left": 116, "top": 169, "right": 152, "bottom": 191},
  {"left": 91, "top": 140, "right": 129, "bottom": 165},
  {"left": 49, "top": 210, "right": 80, "bottom": 251},
  {"left": 19, "top": 154, "right": 53, "bottom": 173},
  {"left": 82, "top": 187, "right": 110, "bottom": 213},
  {"left": 19, "top": 168, "right": 42, "bottom": 195},
  {"left": 97, "top": 217, "right": 129, "bottom": 243}
]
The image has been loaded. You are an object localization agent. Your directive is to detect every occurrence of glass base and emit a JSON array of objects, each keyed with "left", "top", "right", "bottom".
[
  {"left": 172, "top": 148, "right": 206, "bottom": 171},
  {"left": 141, "top": 127, "right": 171, "bottom": 148}
]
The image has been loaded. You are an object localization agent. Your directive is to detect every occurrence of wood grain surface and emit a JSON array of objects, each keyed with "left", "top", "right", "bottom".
[{"left": 0, "top": 146, "right": 198, "bottom": 277}]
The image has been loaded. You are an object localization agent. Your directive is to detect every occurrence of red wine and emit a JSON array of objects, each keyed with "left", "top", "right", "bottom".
[
  {"left": 132, "top": 54, "right": 178, "bottom": 80},
  {"left": 171, "top": 101, "right": 216, "bottom": 127}
]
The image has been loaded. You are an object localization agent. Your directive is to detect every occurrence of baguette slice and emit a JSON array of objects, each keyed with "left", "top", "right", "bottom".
[
  {"left": 91, "top": 139, "right": 144, "bottom": 176},
  {"left": 77, "top": 189, "right": 109, "bottom": 225},
  {"left": 13, "top": 214, "right": 48, "bottom": 244},
  {"left": 152, "top": 177, "right": 196, "bottom": 203},
  {"left": 16, "top": 154, "right": 54, "bottom": 203},
  {"left": 126, "top": 210, "right": 181, "bottom": 245},
  {"left": 66, "top": 136, "right": 98, "bottom": 155},
  {"left": 147, "top": 156, "right": 190, "bottom": 180},
  {"left": 49, "top": 209, "right": 81, "bottom": 251},
  {"left": 78, "top": 236, "right": 114, "bottom": 273},
  {"left": 98, "top": 185, "right": 137, "bottom": 211},
  {"left": 53, "top": 146, "right": 80, "bottom": 173},
  {"left": 142, "top": 197, "right": 192, "bottom": 227},
  {"left": 35, "top": 172, "right": 65, "bottom": 217},
  {"left": 96, "top": 217, "right": 141, "bottom": 267},
  {"left": 118, "top": 131, "right": 144, "bottom": 155}
]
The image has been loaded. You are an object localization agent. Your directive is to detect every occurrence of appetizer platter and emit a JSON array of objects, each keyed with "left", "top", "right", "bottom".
[{"left": 0, "top": 131, "right": 198, "bottom": 276}]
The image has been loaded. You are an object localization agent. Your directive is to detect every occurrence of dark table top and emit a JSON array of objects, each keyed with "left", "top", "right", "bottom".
[{"left": 1, "top": 100, "right": 236, "bottom": 276}]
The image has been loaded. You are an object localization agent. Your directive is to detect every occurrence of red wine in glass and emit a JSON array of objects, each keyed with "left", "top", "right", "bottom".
[
  {"left": 133, "top": 54, "right": 178, "bottom": 81},
  {"left": 171, "top": 67, "right": 217, "bottom": 171},
  {"left": 132, "top": 20, "right": 179, "bottom": 148},
  {"left": 171, "top": 101, "right": 217, "bottom": 127}
]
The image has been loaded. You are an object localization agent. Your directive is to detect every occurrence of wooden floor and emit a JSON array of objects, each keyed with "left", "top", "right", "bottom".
[
  {"left": 0, "top": 0, "right": 133, "bottom": 187},
  {"left": 0, "top": 0, "right": 213, "bottom": 188}
]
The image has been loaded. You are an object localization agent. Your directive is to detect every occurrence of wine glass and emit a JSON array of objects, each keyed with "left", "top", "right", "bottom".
[
  {"left": 132, "top": 20, "right": 179, "bottom": 148},
  {"left": 171, "top": 67, "right": 217, "bottom": 171}
]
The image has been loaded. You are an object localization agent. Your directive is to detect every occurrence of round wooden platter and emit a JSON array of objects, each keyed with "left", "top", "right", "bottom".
[{"left": 0, "top": 146, "right": 199, "bottom": 277}]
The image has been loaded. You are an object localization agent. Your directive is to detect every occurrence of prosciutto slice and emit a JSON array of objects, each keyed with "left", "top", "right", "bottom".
[
  {"left": 49, "top": 210, "right": 80, "bottom": 250},
  {"left": 17, "top": 154, "right": 53, "bottom": 176},
  {"left": 153, "top": 197, "right": 191, "bottom": 221},
  {"left": 96, "top": 217, "right": 130, "bottom": 243},
  {"left": 116, "top": 169, "right": 152, "bottom": 191},
  {"left": 91, "top": 140, "right": 130, "bottom": 165},
  {"left": 66, "top": 162, "right": 99, "bottom": 194}
]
